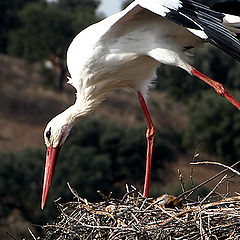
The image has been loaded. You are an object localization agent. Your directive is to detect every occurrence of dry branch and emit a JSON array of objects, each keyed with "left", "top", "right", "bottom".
[
  {"left": 178, "top": 160, "right": 240, "bottom": 199},
  {"left": 191, "top": 161, "right": 240, "bottom": 177}
]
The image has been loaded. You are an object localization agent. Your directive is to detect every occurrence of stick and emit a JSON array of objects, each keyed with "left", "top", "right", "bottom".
[
  {"left": 178, "top": 160, "right": 240, "bottom": 198},
  {"left": 28, "top": 228, "right": 37, "bottom": 240},
  {"left": 200, "top": 174, "right": 228, "bottom": 204},
  {"left": 190, "top": 143, "right": 201, "bottom": 187},
  {"left": 191, "top": 161, "right": 240, "bottom": 177},
  {"left": 6, "top": 232, "right": 17, "bottom": 240},
  {"left": 178, "top": 169, "right": 186, "bottom": 193}
]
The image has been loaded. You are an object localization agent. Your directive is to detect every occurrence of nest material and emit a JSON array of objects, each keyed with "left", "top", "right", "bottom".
[{"left": 43, "top": 184, "right": 240, "bottom": 240}]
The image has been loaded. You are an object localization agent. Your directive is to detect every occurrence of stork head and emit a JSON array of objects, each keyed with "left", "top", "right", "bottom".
[{"left": 41, "top": 114, "right": 73, "bottom": 209}]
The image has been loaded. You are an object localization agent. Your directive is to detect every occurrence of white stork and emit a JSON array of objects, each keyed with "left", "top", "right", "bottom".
[{"left": 41, "top": 0, "right": 240, "bottom": 209}]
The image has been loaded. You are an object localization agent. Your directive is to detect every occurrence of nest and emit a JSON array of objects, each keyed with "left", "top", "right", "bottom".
[
  {"left": 42, "top": 189, "right": 240, "bottom": 239},
  {"left": 42, "top": 160, "right": 240, "bottom": 240}
]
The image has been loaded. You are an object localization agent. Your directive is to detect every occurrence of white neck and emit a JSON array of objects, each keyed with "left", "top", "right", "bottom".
[
  {"left": 45, "top": 90, "right": 108, "bottom": 148},
  {"left": 60, "top": 90, "right": 107, "bottom": 127}
]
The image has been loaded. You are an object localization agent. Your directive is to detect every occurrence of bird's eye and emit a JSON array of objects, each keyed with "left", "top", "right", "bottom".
[{"left": 46, "top": 128, "right": 51, "bottom": 140}]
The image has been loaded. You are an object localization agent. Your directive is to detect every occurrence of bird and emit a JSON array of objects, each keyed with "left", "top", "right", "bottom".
[{"left": 41, "top": 0, "right": 240, "bottom": 209}]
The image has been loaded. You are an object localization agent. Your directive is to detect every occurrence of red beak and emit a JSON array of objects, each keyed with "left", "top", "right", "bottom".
[{"left": 41, "top": 144, "right": 61, "bottom": 209}]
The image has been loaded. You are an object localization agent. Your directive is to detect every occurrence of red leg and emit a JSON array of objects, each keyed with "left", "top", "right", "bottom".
[
  {"left": 191, "top": 68, "right": 240, "bottom": 110},
  {"left": 138, "top": 91, "right": 156, "bottom": 198}
]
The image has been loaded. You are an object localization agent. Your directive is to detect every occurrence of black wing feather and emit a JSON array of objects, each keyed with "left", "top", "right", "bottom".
[
  {"left": 211, "top": 2, "right": 240, "bottom": 16},
  {"left": 165, "top": 0, "right": 240, "bottom": 62}
]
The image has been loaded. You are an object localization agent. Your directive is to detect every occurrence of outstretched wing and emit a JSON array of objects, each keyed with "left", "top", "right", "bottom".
[
  {"left": 165, "top": 0, "right": 240, "bottom": 61},
  {"left": 103, "top": 0, "right": 240, "bottom": 61}
]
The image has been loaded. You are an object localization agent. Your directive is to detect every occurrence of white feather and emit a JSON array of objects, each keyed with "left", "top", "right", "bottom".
[
  {"left": 223, "top": 14, "right": 240, "bottom": 34},
  {"left": 46, "top": 0, "right": 207, "bottom": 147},
  {"left": 67, "top": 5, "right": 201, "bottom": 101},
  {"left": 187, "top": 28, "right": 208, "bottom": 39}
]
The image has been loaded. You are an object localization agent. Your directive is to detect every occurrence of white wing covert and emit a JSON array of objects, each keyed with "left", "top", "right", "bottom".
[{"left": 101, "top": 0, "right": 240, "bottom": 62}]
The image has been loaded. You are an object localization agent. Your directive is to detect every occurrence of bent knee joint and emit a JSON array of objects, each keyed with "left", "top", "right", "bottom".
[{"left": 146, "top": 127, "right": 156, "bottom": 140}]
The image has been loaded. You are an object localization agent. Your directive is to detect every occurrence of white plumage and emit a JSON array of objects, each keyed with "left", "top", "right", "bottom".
[
  {"left": 41, "top": 0, "right": 240, "bottom": 209},
  {"left": 67, "top": 1, "right": 196, "bottom": 100}
]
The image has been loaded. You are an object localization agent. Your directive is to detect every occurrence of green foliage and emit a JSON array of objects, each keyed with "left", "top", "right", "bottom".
[
  {"left": 190, "top": 46, "right": 240, "bottom": 89},
  {"left": 4, "top": 0, "right": 99, "bottom": 62},
  {"left": 7, "top": 2, "right": 74, "bottom": 62},
  {"left": 0, "top": 0, "right": 41, "bottom": 53},
  {"left": 57, "top": 0, "right": 99, "bottom": 9},
  {"left": 55, "top": 0, "right": 100, "bottom": 34},
  {"left": 0, "top": 149, "right": 45, "bottom": 222},
  {"left": 156, "top": 65, "right": 201, "bottom": 100},
  {"left": 3, "top": 0, "right": 100, "bottom": 90},
  {"left": 184, "top": 90, "right": 240, "bottom": 164}
]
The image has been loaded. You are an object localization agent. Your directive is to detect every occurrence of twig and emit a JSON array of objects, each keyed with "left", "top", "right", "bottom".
[
  {"left": 190, "top": 143, "right": 201, "bottom": 186},
  {"left": 178, "top": 160, "right": 240, "bottom": 198},
  {"left": 97, "top": 189, "right": 112, "bottom": 200},
  {"left": 28, "top": 228, "right": 37, "bottom": 240},
  {"left": 200, "top": 174, "right": 228, "bottom": 204},
  {"left": 67, "top": 182, "right": 80, "bottom": 199},
  {"left": 178, "top": 169, "right": 186, "bottom": 193},
  {"left": 191, "top": 161, "right": 240, "bottom": 177},
  {"left": 6, "top": 232, "right": 17, "bottom": 240}
]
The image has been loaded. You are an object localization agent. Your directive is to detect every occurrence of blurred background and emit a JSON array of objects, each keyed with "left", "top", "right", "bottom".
[{"left": 0, "top": 0, "right": 240, "bottom": 238}]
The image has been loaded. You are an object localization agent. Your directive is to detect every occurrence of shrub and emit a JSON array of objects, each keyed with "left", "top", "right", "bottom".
[
  {"left": 156, "top": 46, "right": 240, "bottom": 100},
  {"left": 184, "top": 90, "right": 240, "bottom": 164}
]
